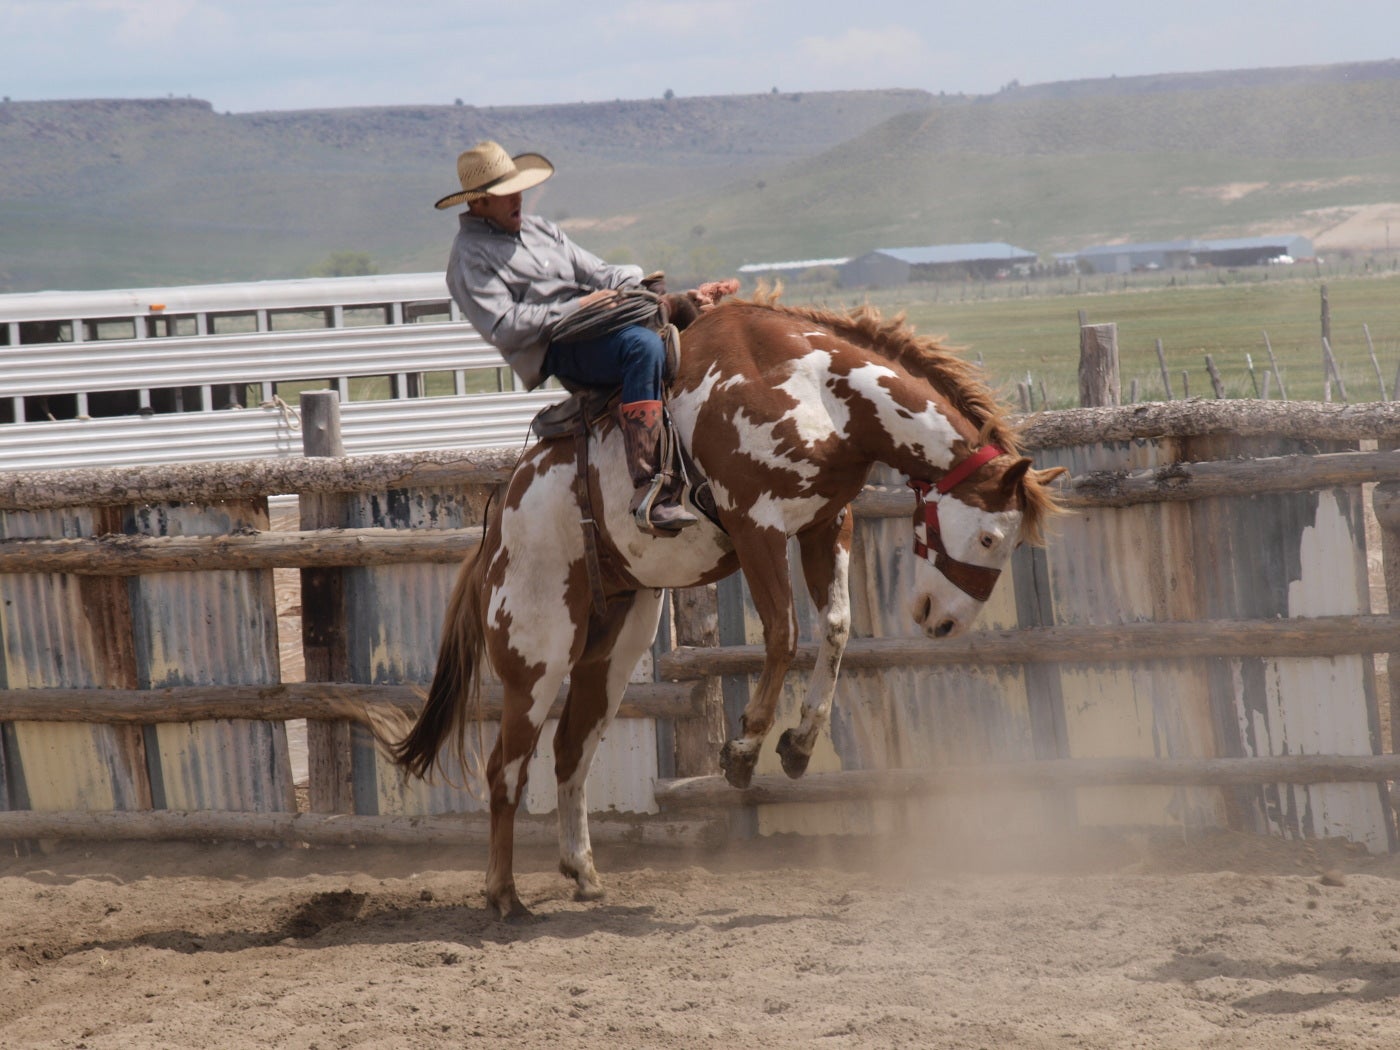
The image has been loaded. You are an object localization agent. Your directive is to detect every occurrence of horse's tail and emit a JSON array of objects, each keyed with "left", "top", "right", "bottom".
[{"left": 389, "top": 542, "right": 491, "bottom": 783}]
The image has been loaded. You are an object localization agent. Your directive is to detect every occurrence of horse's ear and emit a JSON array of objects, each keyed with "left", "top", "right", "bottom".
[
  {"left": 1033, "top": 465, "right": 1069, "bottom": 485},
  {"left": 998, "top": 457, "right": 1034, "bottom": 497}
]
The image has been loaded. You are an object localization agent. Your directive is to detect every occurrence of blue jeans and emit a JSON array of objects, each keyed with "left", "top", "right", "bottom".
[{"left": 543, "top": 324, "right": 664, "bottom": 404}]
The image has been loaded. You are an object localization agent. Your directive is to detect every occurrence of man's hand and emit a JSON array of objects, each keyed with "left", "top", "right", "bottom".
[
  {"left": 576, "top": 288, "right": 619, "bottom": 309},
  {"left": 692, "top": 278, "right": 740, "bottom": 308}
]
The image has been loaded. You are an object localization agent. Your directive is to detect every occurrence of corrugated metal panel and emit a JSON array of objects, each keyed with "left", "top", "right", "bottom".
[
  {"left": 0, "top": 390, "right": 560, "bottom": 471},
  {"left": 0, "top": 508, "right": 150, "bottom": 813},
  {"left": 1183, "top": 432, "right": 1388, "bottom": 850},
  {"left": 5, "top": 321, "right": 499, "bottom": 396},
  {"left": 1035, "top": 438, "right": 1223, "bottom": 830},
  {"left": 1032, "top": 433, "right": 1389, "bottom": 849},
  {"left": 125, "top": 501, "right": 294, "bottom": 813}
]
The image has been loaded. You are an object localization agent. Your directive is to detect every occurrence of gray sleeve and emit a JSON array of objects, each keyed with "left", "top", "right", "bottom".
[
  {"left": 552, "top": 222, "right": 644, "bottom": 291},
  {"left": 453, "top": 251, "right": 565, "bottom": 357}
]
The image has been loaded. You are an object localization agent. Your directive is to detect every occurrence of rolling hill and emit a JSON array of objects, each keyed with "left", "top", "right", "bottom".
[{"left": 2, "top": 60, "right": 1399, "bottom": 293}]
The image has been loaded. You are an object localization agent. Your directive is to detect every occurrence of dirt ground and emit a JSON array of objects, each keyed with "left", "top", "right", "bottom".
[{"left": 5, "top": 828, "right": 1400, "bottom": 1049}]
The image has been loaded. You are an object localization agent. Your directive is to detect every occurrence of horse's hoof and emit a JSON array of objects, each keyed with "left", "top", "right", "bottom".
[
  {"left": 487, "top": 889, "right": 534, "bottom": 923},
  {"left": 561, "top": 859, "right": 607, "bottom": 902},
  {"left": 720, "top": 740, "right": 756, "bottom": 790},
  {"left": 776, "top": 729, "right": 812, "bottom": 779},
  {"left": 573, "top": 880, "right": 607, "bottom": 903}
]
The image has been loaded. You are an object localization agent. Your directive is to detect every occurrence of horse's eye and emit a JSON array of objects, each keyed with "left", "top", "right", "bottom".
[{"left": 980, "top": 533, "right": 996, "bottom": 550}]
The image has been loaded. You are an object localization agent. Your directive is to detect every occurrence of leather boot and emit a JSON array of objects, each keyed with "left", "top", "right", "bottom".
[{"left": 618, "top": 400, "right": 698, "bottom": 533}]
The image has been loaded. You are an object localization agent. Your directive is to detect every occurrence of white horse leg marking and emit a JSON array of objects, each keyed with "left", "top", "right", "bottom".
[
  {"left": 782, "top": 543, "right": 851, "bottom": 774},
  {"left": 555, "top": 589, "right": 664, "bottom": 901}
]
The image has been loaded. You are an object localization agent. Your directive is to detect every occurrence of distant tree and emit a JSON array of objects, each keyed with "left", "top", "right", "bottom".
[
  {"left": 454, "top": 98, "right": 464, "bottom": 106},
  {"left": 690, "top": 224, "right": 706, "bottom": 239},
  {"left": 664, "top": 88, "right": 675, "bottom": 100},
  {"left": 311, "top": 251, "right": 378, "bottom": 277},
  {"left": 756, "top": 180, "right": 766, "bottom": 192},
  {"left": 771, "top": 86, "right": 779, "bottom": 94}
]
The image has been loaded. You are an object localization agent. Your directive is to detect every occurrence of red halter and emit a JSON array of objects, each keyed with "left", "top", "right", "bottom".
[{"left": 908, "top": 445, "right": 1005, "bottom": 602}]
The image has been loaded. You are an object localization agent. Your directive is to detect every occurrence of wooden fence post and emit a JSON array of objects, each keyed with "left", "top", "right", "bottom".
[
  {"left": 1205, "top": 354, "right": 1226, "bottom": 398},
  {"left": 299, "top": 390, "right": 354, "bottom": 814},
  {"left": 1078, "top": 322, "right": 1120, "bottom": 407},
  {"left": 671, "top": 585, "right": 726, "bottom": 777},
  {"left": 1373, "top": 483, "right": 1400, "bottom": 754}
]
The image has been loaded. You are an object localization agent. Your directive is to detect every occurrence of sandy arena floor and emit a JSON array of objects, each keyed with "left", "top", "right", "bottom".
[{"left": 4, "top": 829, "right": 1400, "bottom": 1049}]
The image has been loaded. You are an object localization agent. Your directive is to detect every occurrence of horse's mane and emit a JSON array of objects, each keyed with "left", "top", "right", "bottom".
[{"left": 735, "top": 288, "right": 1061, "bottom": 544}]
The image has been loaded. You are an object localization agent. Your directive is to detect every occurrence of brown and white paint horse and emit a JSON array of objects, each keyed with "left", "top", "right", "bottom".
[{"left": 391, "top": 295, "right": 1064, "bottom": 919}]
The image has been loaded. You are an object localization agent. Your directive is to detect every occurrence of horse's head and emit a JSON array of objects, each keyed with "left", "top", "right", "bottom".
[{"left": 907, "top": 446, "right": 1067, "bottom": 639}]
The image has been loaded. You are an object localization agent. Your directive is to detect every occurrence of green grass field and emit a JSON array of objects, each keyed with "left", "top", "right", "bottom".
[{"left": 777, "top": 265, "right": 1400, "bottom": 409}]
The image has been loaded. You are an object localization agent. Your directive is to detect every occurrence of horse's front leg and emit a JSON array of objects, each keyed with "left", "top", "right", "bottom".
[
  {"left": 553, "top": 589, "right": 663, "bottom": 902},
  {"left": 720, "top": 528, "right": 797, "bottom": 789},
  {"left": 776, "top": 510, "right": 854, "bottom": 779}
]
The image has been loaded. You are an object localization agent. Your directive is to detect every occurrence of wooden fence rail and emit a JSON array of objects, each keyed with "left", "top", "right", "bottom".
[
  {"left": 0, "top": 680, "right": 699, "bottom": 724},
  {"left": 656, "top": 615, "right": 1400, "bottom": 679},
  {"left": 0, "top": 526, "right": 482, "bottom": 575},
  {"left": 2, "top": 445, "right": 1397, "bottom": 576},
  {"left": 0, "top": 809, "right": 724, "bottom": 849},
  {"left": 654, "top": 756, "right": 1400, "bottom": 811}
]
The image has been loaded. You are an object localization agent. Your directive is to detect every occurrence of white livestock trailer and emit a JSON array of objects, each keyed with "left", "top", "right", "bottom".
[{"left": 0, "top": 273, "right": 557, "bottom": 471}]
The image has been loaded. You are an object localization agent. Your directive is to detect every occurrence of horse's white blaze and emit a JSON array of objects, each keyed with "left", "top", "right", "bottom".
[
  {"left": 909, "top": 496, "right": 1024, "bottom": 636},
  {"left": 933, "top": 496, "right": 1022, "bottom": 565}
]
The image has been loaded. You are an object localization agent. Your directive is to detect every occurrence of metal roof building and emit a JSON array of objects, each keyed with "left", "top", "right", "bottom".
[
  {"left": 1073, "top": 235, "right": 1314, "bottom": 274},
  {"left": 840, "top": 242, "right": 1038, "bottom": 288}
]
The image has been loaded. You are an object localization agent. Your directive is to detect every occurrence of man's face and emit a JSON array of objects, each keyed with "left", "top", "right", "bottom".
[{"left": 470, "top": 191, "right": 524, "bottom": 233}]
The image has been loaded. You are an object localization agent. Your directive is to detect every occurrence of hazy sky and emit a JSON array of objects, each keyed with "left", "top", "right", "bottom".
[{"left": 5, "top": 0, "right": 1398, "bottom": 113}]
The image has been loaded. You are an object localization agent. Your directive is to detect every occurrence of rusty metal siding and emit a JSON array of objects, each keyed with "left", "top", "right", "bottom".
[
  {"left": 1030, "top": 433, "right": 1389, "bottom": 849},
  {"left": 0, "top": 508, "right": 150, "bottom": 813},
  {"left": 124, "top": 501, "right": 294, "bottom": 813},
  {"left": 1185, "top": 434, "right": 1389, "bottom": 850},
  {"left": 1034, "top": 438, "right": 1225, "bottom": 831}
]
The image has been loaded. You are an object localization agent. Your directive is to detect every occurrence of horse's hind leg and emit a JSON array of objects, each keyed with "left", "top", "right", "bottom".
[
  {"left": 483, "top": 685, "right": 552, "bottom": 921},
  {"left": 776, "top": 511, "right": 854, "bottom": 779},
  {"left": 554, "top": 589, "right": 664, "bottom": 901},
  {"left": 484, "top": 635, "right": 576, "bottom": 920}
]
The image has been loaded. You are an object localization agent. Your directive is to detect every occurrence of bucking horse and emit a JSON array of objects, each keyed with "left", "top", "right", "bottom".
[{"left": 383, "top": 290, "right": 1065, "bottom": 919}]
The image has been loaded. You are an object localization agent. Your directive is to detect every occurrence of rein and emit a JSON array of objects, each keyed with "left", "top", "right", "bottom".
[
  {"left": 908, "top": 445, "right": 1005, "bottom": 603},
  {"left": 550, "top": 287, "right": 664, "bottom": 344}
]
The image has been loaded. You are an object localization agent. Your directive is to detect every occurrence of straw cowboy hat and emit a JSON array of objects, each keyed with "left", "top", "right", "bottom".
[{"left": 434, "top": 140, "right": 554, "bottom": 210}]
